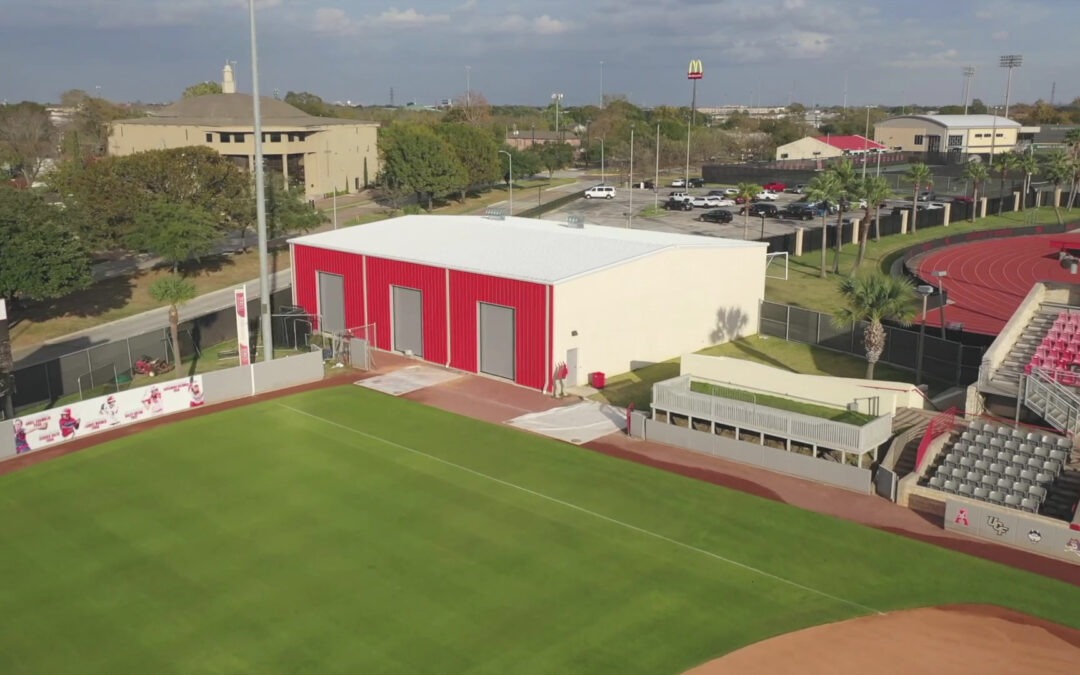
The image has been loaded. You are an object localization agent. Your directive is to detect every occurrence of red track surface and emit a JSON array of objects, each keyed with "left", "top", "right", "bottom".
[{"left": 912, "top": 233, "right": 1080, "bottom": 336}]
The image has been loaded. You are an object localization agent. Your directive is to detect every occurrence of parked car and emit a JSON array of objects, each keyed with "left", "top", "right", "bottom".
[
  {"left": 785, "top": 184, "right": 807, "bottom": 194},
  {"left": 689, "top": 196, "right": 714, "bottom": 208},
  {"left": 710, "top": 197, "right": 735, "bottom": 207},
  {"left": 663, "top": 197, "right": 694, "bottom": 211},
  {"left": 688, "top": 177, "right": 706, "bottom": 188},
  {"left": 762, "top": 181, "right": 787, "bottom": 192},
  {"left": 722, "top": 187, "right": 739, "bottom": 195},
  {"left": 584, "top": 185, "right": 616, "bottom": 199},
  {"left": 698, "top": 209, "right": 734, "bottom": 224},
  {"left": 667, "top": 191, "right": 691, "bottom": 202},
  {"left": 917, "top": 190, "right": 937, "bottom": 201},
  {"left": 778, "top": 204, "right": 821, "bottom": 220},
  {"left": 670, "top": 178, "right": 686, "bottom": 188},
  {"left": 642, "top": 180, "right": 655, "bottom": 189},
  {"left": 743, "top": 203, "right": 779, "bottom": 218},
  {"left": 950, "top": 195, "right": 974, "bottom": 204},
  {"left": 753, "top": 190, "right": 779, "bottom": 201}
]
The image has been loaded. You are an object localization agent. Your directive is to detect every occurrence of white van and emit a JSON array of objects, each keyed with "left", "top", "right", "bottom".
[{"left": 584, "top": 185, "right": 616, "bottom": 199}]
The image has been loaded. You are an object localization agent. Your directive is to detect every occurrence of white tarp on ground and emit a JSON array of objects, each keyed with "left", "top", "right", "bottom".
[
  {"left": 508, "top": 401, "right": 627, "bottom": 445},
  {"left": 355, "top": 366, "right": 462, "bottom": 396}
]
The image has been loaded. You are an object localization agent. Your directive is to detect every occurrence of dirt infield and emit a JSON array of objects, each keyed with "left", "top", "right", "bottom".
[{"left": 683, "top": 604, "right": 1080, "bottom": 674}]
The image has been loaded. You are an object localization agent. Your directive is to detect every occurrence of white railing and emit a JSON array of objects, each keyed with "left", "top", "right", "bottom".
[
  {"left": 652, "top": 375, "right": 893, "bottom": 454},
  {"left": 1024, "top": 368, "right": 1080, "bottom": 435}
]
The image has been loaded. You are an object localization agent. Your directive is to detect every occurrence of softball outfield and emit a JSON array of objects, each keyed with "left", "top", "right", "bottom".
[{"left": 0, "top": 382, "right": 1078, "bottom": 673}]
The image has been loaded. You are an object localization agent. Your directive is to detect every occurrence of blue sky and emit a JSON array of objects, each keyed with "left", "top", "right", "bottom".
[{"left": 2, "top": 0, "right": 1078, "bottom": 109}]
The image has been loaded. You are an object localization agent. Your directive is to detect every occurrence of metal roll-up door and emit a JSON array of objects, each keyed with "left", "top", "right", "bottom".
[
  {"left": 318, "top": 272, "right": 346, "bottom": 334},
  {"left": 479, "top": 302, "right": 515, "bottom": 380},
  {"left": 392, "top": 286, "right": 424, "bottom": 357}
]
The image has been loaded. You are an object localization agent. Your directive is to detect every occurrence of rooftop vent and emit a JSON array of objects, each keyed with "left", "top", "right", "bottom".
[
  {"left": 564, "top": 214, "right": 585, "bottom": 229},
  {"left": 484, "top": 207, "right": 505, "bottom": 220}
]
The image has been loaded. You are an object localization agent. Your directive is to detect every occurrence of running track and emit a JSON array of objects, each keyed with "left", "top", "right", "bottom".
[{"left": 911, "top": 232, "right": 1080, "bottom": 336}]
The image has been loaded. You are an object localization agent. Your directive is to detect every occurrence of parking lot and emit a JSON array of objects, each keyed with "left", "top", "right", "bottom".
[
  {"left": 546, "top": 183, "right": 821, "bottom": 241},
  {"left": 546, "top": 180, "right": 947, "bottom": 243}
]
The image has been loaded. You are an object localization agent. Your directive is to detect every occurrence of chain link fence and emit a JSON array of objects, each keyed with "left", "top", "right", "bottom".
[{"left": 759, "top": 300, "right": 984, "bottom": 387}]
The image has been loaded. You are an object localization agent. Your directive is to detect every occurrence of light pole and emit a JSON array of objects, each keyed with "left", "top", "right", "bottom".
[
  {"left": 931, "top": 269, "right": 948, "bottom": 338},
  {"left": 325, "top": 146, "right": 337, "bottom": 229},
  {"left": 862, "top": 105, "right": 872, "bottom": 181},
  {"left": 465, "top": 65, "right": 471, "bottom": 112},
  {"left": 248, "top": 0, "right": 272, "bottom": 362},
  {"left": 499, "top": 150, "right": 513, "bottom": 215},
  {"left": 962, "top": 66, "right": 976, "bottom": 115},
  {"left": 628, "top": 125, "right": 635, "bottom": 228},
  {"left": 684, "top": 119, "right": 691, "bottom": 188},
  {"left": 989, "top": 106, "right": 999, "bottom": 167},
  {"left": 999, "top": 54, "right": 1022, "bottom": 119},
  {"left": 551, "top": 92, "right": 564, "bottom": 138},
  {"left": 915, "top": 284, "right": 935, "bottom": 385},
  {"left": 654, "top": 123, "right": 660, "bottom": 209}
]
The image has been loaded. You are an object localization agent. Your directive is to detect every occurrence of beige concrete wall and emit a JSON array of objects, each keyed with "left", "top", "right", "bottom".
[
  {"left": 679, "top": 354, "right": 933, "bottom": 414},
  {"left": 109, "top": 121, "right": 379, "bottom": 200},
  {"left": 774, "top": 137, "right": 840, "bottom": 161},
  {"left": 874, "top": 120, "right": 930, "bottom": 151},
  {"left": 552, "top": 245, "right": 766, "bottom": 385},
  {"left": 963, "top": 126, "right": 1018, "bottom": 154}
]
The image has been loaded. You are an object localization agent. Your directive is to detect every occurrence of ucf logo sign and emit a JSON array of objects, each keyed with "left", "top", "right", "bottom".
[{"left": 687, "top": 59, "right": 703, "bottom": 80}]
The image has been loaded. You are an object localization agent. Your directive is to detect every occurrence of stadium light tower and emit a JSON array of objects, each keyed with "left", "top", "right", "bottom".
[
  {"left": 999, "top": 54, "right": 1022, "bottom": 119},
  {"left": 248, "top": 0, "right": 273, "bottom": 362},
  {"left": 961, "top": 66, "right": 975, "bottom": 115}
]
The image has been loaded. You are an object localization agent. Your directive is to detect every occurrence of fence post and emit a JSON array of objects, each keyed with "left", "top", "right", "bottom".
[
  {"left": 126, "top": 337, "right": 134, "bottom": 375},
  {"left": 784, "top": 304, "right": 790, "bottom": 341},
  {"left": 956, "top": 343, "right": 964, "bottom": 387},
  {"left": 85, "top": 351, "right": 93, "bottom": 389}
]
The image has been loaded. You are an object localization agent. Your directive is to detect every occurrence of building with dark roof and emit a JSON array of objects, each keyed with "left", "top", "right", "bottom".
[
  {"left": 873, "top": 114, "right": 1030, "bottom": 158},
  {"left": 108, "top": 63, "right": 379, "bottom": 199}
]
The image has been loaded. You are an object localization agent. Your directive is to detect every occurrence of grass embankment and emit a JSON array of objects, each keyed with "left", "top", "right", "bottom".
[{"left": 689, "top": 380, "right": 876, "bottom": 425}]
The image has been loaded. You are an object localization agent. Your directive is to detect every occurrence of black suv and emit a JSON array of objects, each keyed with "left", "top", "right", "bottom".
[
  {"left": 663, "top": 198, "right": 693, "bottom": 211},
  {"left": 778, "top": 204, "right": 816, "bottom": 220},
  {"left": 698, "top": 209, "right": 733, "bottom": 224},
  {"left": 743, "top": 203, "right": 779, "bottom": 218},
  {"left": 687, "top": 177, "right": 705, "bottom": 188}
]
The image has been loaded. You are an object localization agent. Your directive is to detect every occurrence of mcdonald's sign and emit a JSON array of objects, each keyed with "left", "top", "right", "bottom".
[{"left": 687, "top": 59, "right": 703, "bottom": 80}]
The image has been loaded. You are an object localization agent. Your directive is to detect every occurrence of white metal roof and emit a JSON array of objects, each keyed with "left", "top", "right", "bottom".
[
  {"left": 289, "top": 214, "right": 766, "bottom": 284},
  {"left": 879, "top": 114, "right": 1020, "bottom": 129}
]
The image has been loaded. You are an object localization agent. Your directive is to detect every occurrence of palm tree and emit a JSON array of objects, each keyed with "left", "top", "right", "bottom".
[
  {"left": 964, "top": 161, "right": 990, "bottom": 222},
  {"left": 806, "top": 172, "right": 841, "bottom": 279},
  {"left": 1042, "top": 151, "right": 1073, "bottom": 226},
  {"left": 904, "top": 163, "right": 933, "bottom": 234},
  {"left": 995, "top": 151, "right": 1021, "bottom": 215},
  {"left": 1016, "top": 152, "right": 1038, "bottom": 210},
  {"left": 735, "top": 182, "right": 761, "bottom": 240},
  {"left": 834, "top": 273, "right": 916, "bottom": 379},
  {"left": 1065, "top": 128, "right": 1080, "bottom": 211},
  {"left": 827, "top": 159, "right": 857, "bottom": 274},
  {"left": 150, "top": 275, "right": 198, "bottom": 369},
  {"left": 853, "top": 176, "right": 892, "bottom": 269}
]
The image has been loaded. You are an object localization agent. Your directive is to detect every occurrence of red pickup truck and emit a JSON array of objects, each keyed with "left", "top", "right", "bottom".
[{"left": 762, "top": 181, "right": 787, "bottom": 192}]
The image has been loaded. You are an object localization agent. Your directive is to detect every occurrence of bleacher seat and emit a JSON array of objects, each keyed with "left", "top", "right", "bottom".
[
  {"left": 929, "top": 476, "right": 945, "bottom": 490},
  {"left": 959, "top": 484, "right": 975, "bottom": 498},
  {"left": 1020, "top": 498, "right": 1038, "bottom": 513},
  {"left": 1020, "top": 469, "right": 1037, "bottom": 486},
  {"left": 987, "top": 462, "right": 1004, "bottom": 479},
  {"left": 973, "top": 487, "right": 990, "bottom": 501},
  {"left": 944, "top": 480, "right": 959, "bottom": 494},
  {"left": 1029, "top": 485, "right": 1048, "bottom": 502},
  {"left": 1004, "top": 465, "right": 1021, "bottom": 481},
  {"left": 988, "top": 490, "right": 1006, "bottom": 504},
  {"left": 1005, "top": 494, "right": 1022, "bottom": 508},
  {"left": 1049, "top": 449, "right": 1068, "bottom": 463}
]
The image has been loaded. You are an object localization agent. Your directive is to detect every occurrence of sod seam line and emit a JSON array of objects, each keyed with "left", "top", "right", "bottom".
[{"left": 279, "top": 403, "right": 885, "bottom": 616}]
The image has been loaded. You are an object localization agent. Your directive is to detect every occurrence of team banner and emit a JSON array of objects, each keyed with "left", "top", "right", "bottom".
[
  {"left": 235, "top": 285, "right": 251, "bottom": 366},
  {"left": 10, "top": 375, "right": 205, "bottom": 457}
]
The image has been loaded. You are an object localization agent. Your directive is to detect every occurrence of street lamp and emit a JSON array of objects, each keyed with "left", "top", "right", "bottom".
[
  {"left": 599, "top": 60, "right": 605, "bottom": 108},
  {"left": 498, "top": 150, "right": 513, "bottom": 215},
  {"left": 248, "top": 0, "right": 273, "bottom": 362},
  {"left": 999, "top": 54, "right": 1022, "bottom": 119},
  {"left": 915, "top": 284, "right": 935, "bottom": 385},
  {"left": 931, "top": 270, "right": 948, "bottom": 338},
  {"left": 989, "top": 106, "right": 1000, "bottom": 167},
  {"left": 600, "top": 138, "right": 605, "bottom": 185},
  {"left": 628, "top": 125, "right": 635, "bottom": 229},
  {"left": 654, "top": 123, "right": 660, "bottom": 209}
]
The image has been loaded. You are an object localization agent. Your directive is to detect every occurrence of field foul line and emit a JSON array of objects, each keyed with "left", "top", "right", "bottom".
[{"left": 279, "top": 403, "right": 884, "bottom": 616}]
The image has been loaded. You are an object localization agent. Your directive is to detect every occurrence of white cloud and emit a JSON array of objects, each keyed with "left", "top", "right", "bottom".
[
  {"left": 533, "top": 15, "right": 572, "bottom": 35},
  {"left": 372, "top": 7, "right": 450, "bottom": 26},
  {"left": 783, "top": 31, "right": 831, "bottom": 58},
  {"left": 992, "top": 30, "right": 1009, "bottom": 41},
  {"left": 313, "top": 7, "right": 356, "bottom": 35}
]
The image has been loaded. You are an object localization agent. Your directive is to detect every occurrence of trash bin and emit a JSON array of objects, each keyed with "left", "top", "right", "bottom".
[{"left": 590, "top": 371, "right": 606, "bottom": 389}]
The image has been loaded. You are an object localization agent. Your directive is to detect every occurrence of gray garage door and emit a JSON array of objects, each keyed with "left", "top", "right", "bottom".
[
  {"left": 392, "top": 286, "right": 424, "bottom": 357},
  {"left": 318, "top": 272, "right": 346, "bottom": 334},
  {"left": 479, "top": 302, "right": 515, "bottom": 380}
]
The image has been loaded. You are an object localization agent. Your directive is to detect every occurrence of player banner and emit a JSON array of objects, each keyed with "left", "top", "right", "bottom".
[
  {"left": 235, "top": 285, "right": 251, "bottom": 366},
  {"left": 10, "top": 375, "right": 205, "bottom": 458}
]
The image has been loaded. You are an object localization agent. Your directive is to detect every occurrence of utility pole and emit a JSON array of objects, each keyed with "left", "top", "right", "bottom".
[
  {"left": 248, "top": 0, "right": 273, "bottom": 362},
  {"left": 962, "top": 66, "right": 975, "bottom": 115}
]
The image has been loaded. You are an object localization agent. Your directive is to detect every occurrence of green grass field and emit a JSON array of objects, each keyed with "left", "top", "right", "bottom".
[{"left": 1, "top": 386, "right": 1078, "bottom": 674}]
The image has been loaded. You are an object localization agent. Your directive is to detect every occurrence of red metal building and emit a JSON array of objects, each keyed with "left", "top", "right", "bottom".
[{"left": 289, "top": 214, "right": 766, "bottom": 392}]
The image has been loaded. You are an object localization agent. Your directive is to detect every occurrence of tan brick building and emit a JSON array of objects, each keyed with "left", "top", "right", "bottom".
[{"left": 108, "top": 64, "right": 379, "bottom": 199}]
